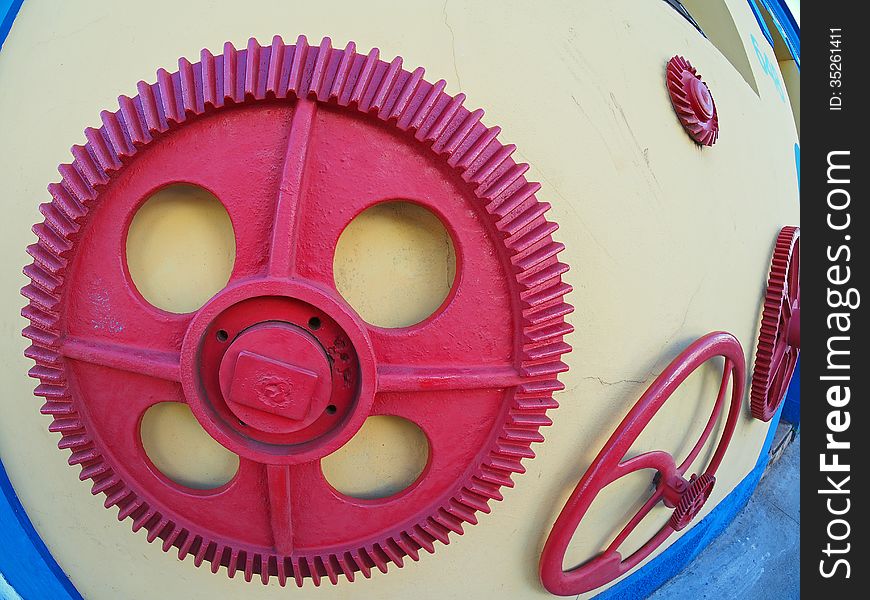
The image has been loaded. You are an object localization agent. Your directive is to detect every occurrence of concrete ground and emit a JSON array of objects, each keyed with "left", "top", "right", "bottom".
[{"left": 650, "top": 432, "right": 800, "bottom": 600}]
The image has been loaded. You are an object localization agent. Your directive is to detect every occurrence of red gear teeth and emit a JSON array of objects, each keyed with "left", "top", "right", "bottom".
[
  {"left": 21, "top": 35, "right": 572, "bottom": 585},
  {"left": 750, "top": 226, "right": 800, "bottom": 421},
  {"left": 669, "top": 473, "right": 715, "bottom": 531},
  {"left": 666, "top": 55, "right": 719, "bottom": 146}
]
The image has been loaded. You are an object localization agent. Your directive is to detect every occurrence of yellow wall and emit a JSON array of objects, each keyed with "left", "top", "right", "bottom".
[{"left": 0, "top": 1, "right": 799, "bottom": 598}]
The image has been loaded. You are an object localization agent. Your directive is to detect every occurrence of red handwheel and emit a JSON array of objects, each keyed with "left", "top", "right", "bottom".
[
  {"left": 21, "top": 37, "right": 573, "bottom": 585},
  {"left": 750, "top": 226, "right": 800, "bottom": 421},
  {"left": 539, "top": 332, "right": 745, "bottom": 596}
]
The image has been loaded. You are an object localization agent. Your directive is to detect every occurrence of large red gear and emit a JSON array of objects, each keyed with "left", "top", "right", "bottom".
[
  {"left": 666, "top": 55, "right": 719, "bottom": 146},
  {"left": 750, "top": 226, "right": 800, "bottom": 421},
  {"left": 21, "top": 35, "right": 573, "bottom": 585}
]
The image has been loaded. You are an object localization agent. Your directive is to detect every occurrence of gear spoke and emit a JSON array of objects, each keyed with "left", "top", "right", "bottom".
[
  {"left": 62, "top": 336, "right": 182, "bottom": 383},
  {"left": 266, "top": 463, "right": 295, "bottom": 555},
  {"left": 371, "top": 387, "right": 512, "bottom": 486},
  {"left": 376, "top": 364, "right": 523, "bottom": 393},
  {"left": 609, "top": 450, "right": 677, "bottom": 485},
  {"left": 769, "top": 347, "right": 793, "bottom": 395},
  {"left": 285, "top": 388, "right": 513, "bottom": 553},
  {"left": 603, "top": 488, "right": 665, "bottom": 557},
  {"left": 268, "top": 99, "right": 317, "bottom": 279},
  {"left": 788, "top": 250, "right": 800, "bottom": 304}
]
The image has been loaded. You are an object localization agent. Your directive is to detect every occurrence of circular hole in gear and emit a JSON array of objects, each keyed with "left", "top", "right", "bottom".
[
  {"left": 141, "top": 402, "right": 239, "bottom": 489},
  {"left": 333, "top": 202, "right": 456, "bottom": 328},
  {"left": 126, "top": 184, "right": 235, "bottom": 313},
  {"left": 322, "top": 416, "right": 429, "bottom": 499}
]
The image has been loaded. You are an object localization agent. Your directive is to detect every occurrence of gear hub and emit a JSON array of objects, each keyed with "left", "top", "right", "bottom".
[{"left": 21, "top": 36, "right": 573, "bottom": 585}]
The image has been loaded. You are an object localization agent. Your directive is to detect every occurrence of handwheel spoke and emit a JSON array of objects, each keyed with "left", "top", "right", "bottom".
[
  {"left": 265, "top": 463, "right": 295, "bottom": 555},
  {"left": 376, "top": 364, "right": 523, "bottom": 393},
  {"left": 603, "top": 488, "right": 665, "bottom": 557},
  {"left": 62, "top": 336, "right": 182, "bottom": 383},
  {"left": 268, "top": 99, "right": 317, "bottom": 279},
  {"left": 610, "top": 451, "right": 677, "bottom": 485},
  {"left": 678, "top": 359, "right": 731, "bottom": 474}
]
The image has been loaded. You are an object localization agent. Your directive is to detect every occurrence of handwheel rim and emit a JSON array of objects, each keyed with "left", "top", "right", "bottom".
[{"left": 21, "top": 35, "right": 573, "bottom": 585}]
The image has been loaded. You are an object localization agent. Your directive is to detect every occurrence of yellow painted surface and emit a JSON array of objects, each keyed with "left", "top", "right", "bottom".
[
  {"left": 333, "top": 202, "right": 456, "bottom": 328},
  {"left": 126, "top": 183, "right": 236, "bottom": 314},
  {"left": 780, "top": 59, "right": 800, "bottom": 137},
  {"left": 682, "top": 0, "right": 759, "bottom": 93},
  {"left": 322, "top": 415, "right": 429, "bottom": 499},
  {"left": 140, "top": 402, "right": 240, "bottom": 490},
  {"left": 0, "top": 1, "right": 798, "bottom": 599}
]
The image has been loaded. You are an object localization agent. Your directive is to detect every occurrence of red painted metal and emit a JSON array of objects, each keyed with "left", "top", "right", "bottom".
[
  {"left": 666, "top": 56, "right": 719, "bottom": 146},
  {"left": 750, "top": 226, "right": 800, "bottom": 421},
  {"left": 21, "top": 36, "right": 573, "bottom": 585},
  {"left": 539, "top": 332, "right": 745, "bottom": 596}
]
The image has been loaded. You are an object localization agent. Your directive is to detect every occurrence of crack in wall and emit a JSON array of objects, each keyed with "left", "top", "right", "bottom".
[{"left": 443, "top": 0, "right": 462, "bottom": 89}]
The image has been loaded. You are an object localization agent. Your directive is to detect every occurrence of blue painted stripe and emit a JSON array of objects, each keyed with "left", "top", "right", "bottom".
[
  {"left": 0, "top": 0, "right": 23, "bottom": 52},
  {"left": 755, "top": 0, "right": 801, "bottom": 68},
  {"left": 781, "top": 357, "right": 800, "bottom": 426},
  {"left": 794, "top": 143, "right": 800, "bottom": 193},
  {"left": 0, "top": 459, "right": 82, "bottom": 600},
  {"left": 594, "top": 402, "right": 786, "bottom": 599},
  {"left": 746, "top": 0, "right": 776, "bottom": 48},
  {"left": 765, "top": 0, "right": 800, "bottom": 68}
]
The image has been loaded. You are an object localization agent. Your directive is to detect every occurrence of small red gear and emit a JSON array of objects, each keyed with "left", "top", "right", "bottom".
[
  {"left": 750, "top": 227, "right": 800, "bottom": 421},
  {"left": 669, "top": 473, "right": 715, "bottom": 531},
  {"left": 666, "top": 55, "right": 719, "bottom": 146},
  {"left": 21, "top": 36, "right": 573, "bottom": 585}
]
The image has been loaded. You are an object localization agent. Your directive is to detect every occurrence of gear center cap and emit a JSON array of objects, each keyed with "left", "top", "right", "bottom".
[
  {"left": 688, "top": 77, "right": 714, "bottom": 120},
  {"left": 218, "top": 322, "right": 332, "bottom": 434}
]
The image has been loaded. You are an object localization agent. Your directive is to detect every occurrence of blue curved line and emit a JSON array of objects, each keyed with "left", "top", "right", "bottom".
[
  {"left": 0, "top": 459, "right": 82, "bottom": 599},
  {"left": 794, "top": 143, "right": 801, "bottom": 194},
  {"left": 762, "top": 0, "right": 800, "bottom": 69},
  {"left": 750, "top": 0, "right": 801, "bottom": 68},
  {"left": 0, "top": 0, "right": 23, "bottom": 52},
  {"left": 746, "top": 0, "right": 776, "bottom": 48}
]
